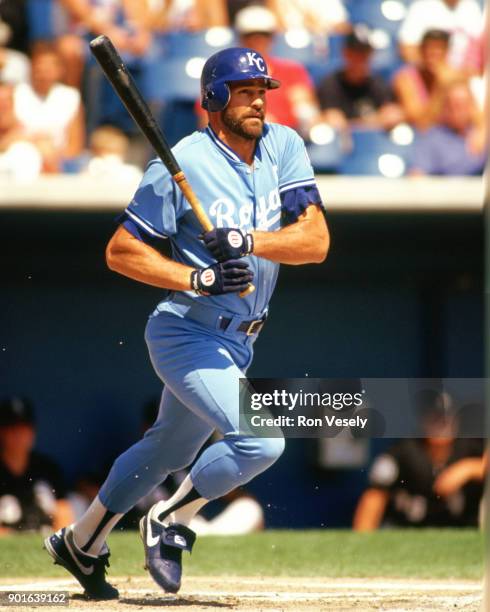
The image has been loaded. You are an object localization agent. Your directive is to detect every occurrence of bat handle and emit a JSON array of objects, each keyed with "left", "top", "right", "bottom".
[{"left": 240, "top": 283, "right": 256, "bottom": 298}]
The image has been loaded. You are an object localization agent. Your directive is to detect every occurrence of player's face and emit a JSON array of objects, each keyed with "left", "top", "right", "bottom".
[{"left": 222, "top": 80, "right": 267, "bottom": 140}]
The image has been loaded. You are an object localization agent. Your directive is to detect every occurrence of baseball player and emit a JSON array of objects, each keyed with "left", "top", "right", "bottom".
[{"left": 44, "top": 47, "right": 329, "bottom": 599}]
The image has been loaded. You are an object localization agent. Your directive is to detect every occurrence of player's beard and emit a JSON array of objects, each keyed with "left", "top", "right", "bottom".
[{"left": 221, "top": 109, "right": 264, "bottom": 140}]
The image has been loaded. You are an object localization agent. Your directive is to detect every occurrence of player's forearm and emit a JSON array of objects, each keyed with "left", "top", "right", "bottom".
[
  {"left": 108, "top": 252, "right": 193, "bottom": 291},
  {"left": 106, "top": 232, "right": 193, "bottom": 291},
  {"left": 251, "top": 208, "right": 329, "bottom": 265}
]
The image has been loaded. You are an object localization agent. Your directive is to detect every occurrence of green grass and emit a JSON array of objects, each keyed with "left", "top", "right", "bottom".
[{"left": 0, "top": 530, "right": 483, "bottom": 580}]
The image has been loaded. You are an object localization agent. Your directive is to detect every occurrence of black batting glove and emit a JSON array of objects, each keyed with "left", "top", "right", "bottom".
[
  {"left": 200, "top": 227, "right": 254, "bottom": 262},
  {"left": 190, "top": 259, "right": 254, "bottom": 296}
]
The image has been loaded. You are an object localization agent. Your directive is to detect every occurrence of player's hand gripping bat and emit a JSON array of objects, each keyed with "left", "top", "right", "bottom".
[{"left": 89, "top": 35, "right": 255, "bottom": 298}]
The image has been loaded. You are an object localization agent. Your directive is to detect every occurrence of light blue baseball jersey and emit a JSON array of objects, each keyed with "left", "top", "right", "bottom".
[{"left": 121, "top": 122, "right": 323, "bottom": 316}]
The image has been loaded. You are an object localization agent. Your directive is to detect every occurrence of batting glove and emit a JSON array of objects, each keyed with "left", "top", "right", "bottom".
[
  {"left": 190, "top": 260, "right": 254, "bottom": 296},
  {"left": 200, "top": 228, "right": 253, "bottom": 262}
]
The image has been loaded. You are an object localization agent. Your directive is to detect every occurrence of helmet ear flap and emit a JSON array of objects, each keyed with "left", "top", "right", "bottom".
[{"left": 204, "top": 81, "right": 230, "bottom": 112}]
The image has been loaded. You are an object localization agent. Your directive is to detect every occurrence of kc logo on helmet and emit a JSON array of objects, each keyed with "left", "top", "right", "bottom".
[{"left": 246, "top": 52, "right": 265, "bottom": 72}]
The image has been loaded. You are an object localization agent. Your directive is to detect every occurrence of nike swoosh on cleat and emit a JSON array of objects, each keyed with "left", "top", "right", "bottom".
[
  {"left": 64, "top": 530, "right": 95, "bottom": 576},
  {"left": 146, "top": 515, "right": 161, "bottom": 548},
  {"left": 174, "top": 535, "right": 186, "bottom": 547}
]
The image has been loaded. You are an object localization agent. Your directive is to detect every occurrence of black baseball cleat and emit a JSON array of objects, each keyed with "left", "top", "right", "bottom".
[
  {"left": 44, "top": 526, "right": 119, "bottom": 600},
  {"left": 140, "top": 513, "right": 196, "bottom": 594}
]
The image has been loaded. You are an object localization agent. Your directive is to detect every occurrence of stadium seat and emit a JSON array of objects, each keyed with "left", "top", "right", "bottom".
[
  {"left": 307, "top": 34, "right": 345, "bottom": 85},
  {"left": 345, "top": 0, "right": 410, "bottom": 35},
  {"left": 370, "top": 34, "right": 404, "bottom": 81},
  {"left": 306, "top": 128, "right": 344, "bottom": 173},
  {"left": 155, "top": 29, "right": 236, "bottom": 60},
  {"left": 272, "top": 32, "right": 328, "bottom": 66},
  {"left": 27, "top": 0, "right": 56, "bottom": 41},
  {"left": 309, "top": 32, "right": 402, "bottom": 84},
  {"left": 159, "top": 101, "right": 198, "bottom": 147},
  {"left": 143, "top": 57, "right": 202, "bottom": 103},
  {"left": 339, "top": 127, "right": 414, "bottom": 176}
]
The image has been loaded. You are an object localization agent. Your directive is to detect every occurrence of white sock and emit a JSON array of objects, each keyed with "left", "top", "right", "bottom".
[
  {"left": 150, "top": 475, "right": 208, "bottom": 527},
  {"left": 71, "top": 496, "right": 123, "bottom": 556}
]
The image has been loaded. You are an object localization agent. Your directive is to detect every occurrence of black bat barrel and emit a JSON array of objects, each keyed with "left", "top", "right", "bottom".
[{"left": 89, "top": 35, "right": 181, "bottom": 177}]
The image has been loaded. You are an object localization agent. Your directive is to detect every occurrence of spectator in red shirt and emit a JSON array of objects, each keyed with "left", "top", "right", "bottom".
[{"left": 196, "top": 5, "right": 321, "bottom": 135}]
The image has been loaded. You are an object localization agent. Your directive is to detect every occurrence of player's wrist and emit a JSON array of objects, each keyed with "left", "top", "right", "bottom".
[
  {"left": 243, "top": 232, "right": 254, "bottom": 256},
  {"left": 190, "top": 269, "right": 204, "bottom": 295}
]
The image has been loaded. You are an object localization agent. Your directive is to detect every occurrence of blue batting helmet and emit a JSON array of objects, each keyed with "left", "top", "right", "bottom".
[{"left": 201, "top": 47, "right": 280, "bottom": 112}]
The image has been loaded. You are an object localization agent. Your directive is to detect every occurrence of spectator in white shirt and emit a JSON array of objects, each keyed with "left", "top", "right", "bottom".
[
  {"left": 14, "top": 46, "right": 85, "bottom": 172},
  {"left": 398, "top": 0, "right": 483, "bottom": 71},
  {"left": 0, "top": 82, "right": 42, "bottom": 182}
]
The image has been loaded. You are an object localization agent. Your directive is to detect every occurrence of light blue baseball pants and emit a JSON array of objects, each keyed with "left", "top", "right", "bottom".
[{"left": 98, "top": 305, "right": 285, "bottom": 513}]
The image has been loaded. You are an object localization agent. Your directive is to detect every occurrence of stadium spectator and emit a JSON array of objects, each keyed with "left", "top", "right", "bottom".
[
  {"left": 0, "top": 397, "right": 73, "bottom": 534},
  {"left": 54, "top": 0, "right": 153, "bottom": 88},
  {"left": 317, "top": 28, "right": 403, "bottom": 132},
  {"left": 0, "top": 82, "right": 42, "bottom": 181},
  {"left": 78, "top": 125, "right": 143, "bottom": 181},
  {"left": 13, "top": 46, "right": 85, "bottom": 172},
  {"left": 0, "top": 82, "right": 23, "bottom": 145},
  {"left": 466, "top": 26, "right": 487, "bottom": 110},
  {"left": 410, "top": 81, "right": 486, "bottom": 176},
  {"left": 353, "top": 392, "right": 484, "bottom": 530},
  {"left": 196, "top": 6, "right": 320, "bottom": 135},
  {"left": 226, "top": 1, "right": 266, "bottom": 25},
  {"left": 148, "top": 0, "right": 228, "bottom": 31},
  {"left": 267, "top": 0, "right": 349, "bottom": 35},
  {"left": 393, "top": 30, "right": 464, "bottom": 130},
  {"left": 0, "top": 46, "right": 30, "bottom": 85},
  {"left": 0, "top": 0, "right": 29, "bottom": 53},
  {"left": 398, "top": 0, "right": 483, "bottom": 71},
  {"left": 433, "top": 450, "right": 487, "bottom": 499}
]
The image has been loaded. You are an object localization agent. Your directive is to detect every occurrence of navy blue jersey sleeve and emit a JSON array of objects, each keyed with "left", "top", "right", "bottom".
[
  {"left": 121, "top": 159, "right": 191, "bottom": 240},
  {"left": 277, "top": 127, "right": 324, "bottom": 223}
]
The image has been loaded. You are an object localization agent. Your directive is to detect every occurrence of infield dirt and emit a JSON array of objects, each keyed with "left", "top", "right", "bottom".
[{"left": 0, "top": 575, "right": 482, "bottom": 612}]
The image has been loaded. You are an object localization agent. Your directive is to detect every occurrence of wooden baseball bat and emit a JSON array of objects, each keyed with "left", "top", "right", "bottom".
[{"left": 89, "top": 35, "right": 255, "bottom": 297}]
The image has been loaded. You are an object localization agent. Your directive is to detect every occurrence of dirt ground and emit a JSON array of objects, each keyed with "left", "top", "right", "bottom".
[{"left": 0, "top": 576, "right": 483, "bottom": 612}]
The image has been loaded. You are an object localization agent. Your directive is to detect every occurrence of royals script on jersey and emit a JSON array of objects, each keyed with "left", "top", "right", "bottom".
[{"left": 121, "top": 123, "right": 323, "bottom": 315}]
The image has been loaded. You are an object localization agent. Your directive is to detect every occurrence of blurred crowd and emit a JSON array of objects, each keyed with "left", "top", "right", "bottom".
[
  {"left": 0, "top": 0, "right": 487, "bottom": 180},
  {"left": 1, "top": 391, "right": 486, "bottom": 534},
  {"left": 0, "top": 397, "right": 265, "bottom": 536}
]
